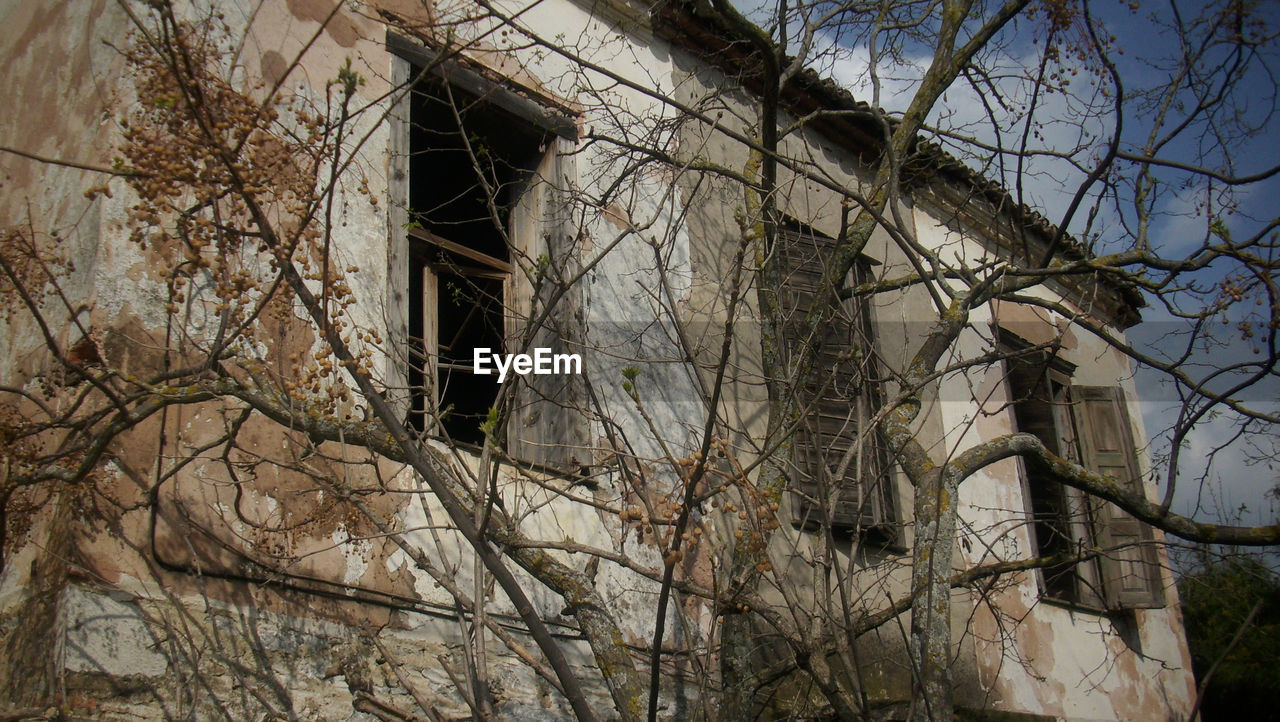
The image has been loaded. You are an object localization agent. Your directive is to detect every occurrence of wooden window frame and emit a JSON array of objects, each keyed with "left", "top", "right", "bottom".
[
  {"left": 397, "top": 44, "right": 585, "bottom": 466},
  {"left": 410, "top": 227, "right": 513, "bottom": 446},
  {"left": 1002, "top": 335, "right": 1164, "bottom": 611},
  {"left": 781, "top": 224, "right": 896, "bottom": 541}
]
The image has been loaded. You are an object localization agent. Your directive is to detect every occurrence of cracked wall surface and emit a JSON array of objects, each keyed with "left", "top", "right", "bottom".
[{"left": 0, "top": 0, "right": 1196, "bottom": 719}]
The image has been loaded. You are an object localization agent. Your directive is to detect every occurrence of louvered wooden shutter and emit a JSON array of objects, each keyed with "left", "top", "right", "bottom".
[
  {"left": 780, "top": 227, "right": 893, "bottom": 533},
  {"left": 1069, "top": 386, "right": 1165, "bottom": 609},
  {"left": 507, "top": 138, "right": 587, "bottom": 468}
]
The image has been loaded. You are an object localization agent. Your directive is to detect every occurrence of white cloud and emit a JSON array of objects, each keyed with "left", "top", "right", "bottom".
[
  {"left": 806, "top": 24, "right": 1280, "bottom": 533},
  {"left": 1141, "top": 397, "right": 1280, "bottom": 527},
  {"left": 811, "top": 34, "right": 1117, "bottom": 241}
]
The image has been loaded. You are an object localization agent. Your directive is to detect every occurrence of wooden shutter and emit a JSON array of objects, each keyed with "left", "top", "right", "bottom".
[
  {"left": 506, "top": 138, "right": 587, "bottom": 469},
  {"left": 781, "top": 227, "right": 893, "bottom": 533},
  {"left": 1005, "top": 352, "right": 1104, "bottom": 607},
  {"left": 1069, "top": 386, "right": 1165, "bottom": 609}
]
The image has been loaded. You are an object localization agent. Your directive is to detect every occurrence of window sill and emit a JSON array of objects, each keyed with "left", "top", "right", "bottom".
[
  {"left": 1037, "top": 594, "right": 1108, "bottom": 616},
  {"left": 789, "top": 519, "right": 907, "bottom": 553}
]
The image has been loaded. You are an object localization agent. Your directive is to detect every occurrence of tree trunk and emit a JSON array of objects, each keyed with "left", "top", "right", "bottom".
[{"left": 907, "top": 467, "right": 959, "bottom": 722}]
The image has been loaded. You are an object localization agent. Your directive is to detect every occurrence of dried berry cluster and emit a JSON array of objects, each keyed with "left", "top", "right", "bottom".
[
  {"left": 1216, "top": 274, "right": 1279, "bottom": 353},
  {"left": 0, "top": 228, "right": 72, "bottom": 324},
  {"left": 618, "top": 437, "right": 781, "bottom": 572},
  {"left": 119, "top": 12, "right": 379, "bottom": 416}
]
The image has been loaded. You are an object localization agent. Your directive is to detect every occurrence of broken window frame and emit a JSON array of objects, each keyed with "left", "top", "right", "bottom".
[
  {"left": 1001, "top": 333, "right": 1165, "bottom": 611},
  {"left": 409, "top": 227, "right": 513, "bottom": 445},
  {"left": 393, "top": 35, "right": 585, "bottom": 464}
]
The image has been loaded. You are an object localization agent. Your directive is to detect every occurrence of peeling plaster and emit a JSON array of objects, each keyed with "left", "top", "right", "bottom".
[{"left": 0, "top": 1, "right": 1197, "bottom": 719}]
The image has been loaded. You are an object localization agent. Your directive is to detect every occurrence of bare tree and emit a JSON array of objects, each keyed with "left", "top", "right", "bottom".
[{"left": 1, "top": 0, "right": 1278, "bottom": 721}]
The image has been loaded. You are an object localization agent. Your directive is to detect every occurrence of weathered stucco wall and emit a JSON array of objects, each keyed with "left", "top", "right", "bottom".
[
  {"left": 0, "top": 0, "right": 1195, "bottom": 719},
  {"left": 910, "top": 204, "right": 1197, "bottom": 718}
]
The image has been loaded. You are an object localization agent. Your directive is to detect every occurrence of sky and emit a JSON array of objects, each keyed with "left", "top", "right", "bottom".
[{"left": 746, "top": 0, "right": 1280, "bottom": 532}]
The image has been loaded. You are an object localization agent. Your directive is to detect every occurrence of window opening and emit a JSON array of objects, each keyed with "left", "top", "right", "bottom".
[
  {"left": 781, "top": 224, "right": 895, "bottom": 539},
  {"left": 406, "top": 77, "right": 547, "bottom": 444},
  {"left": 1004, "top": 344, "right": 1101, "bottom": 605},
  {"left": 1003, "top": 336, "right": 1164, "bottom": 609}
]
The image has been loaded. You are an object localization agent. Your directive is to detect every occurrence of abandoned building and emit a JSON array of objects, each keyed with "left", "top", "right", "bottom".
[{"left": 0, "top": 0, "right": 1197, "bottom": 720}]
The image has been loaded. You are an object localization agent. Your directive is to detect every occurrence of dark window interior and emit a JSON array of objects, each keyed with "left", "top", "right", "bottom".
[
  {"left": 407, "top": 77, "right": 546, "bottom": 444},
  {"left": 1006, "top": 354, "right": 1076, "bottom": 599},
  {"left": 1004, "top": 344, "right": 1100, "bottom": 605}
]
